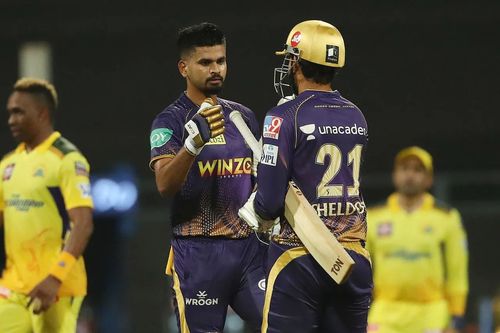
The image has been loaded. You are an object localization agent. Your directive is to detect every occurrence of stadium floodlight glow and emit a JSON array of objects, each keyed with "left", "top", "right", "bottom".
[{"left": 91, "top": 178, "right": 138, "bottom": 214}]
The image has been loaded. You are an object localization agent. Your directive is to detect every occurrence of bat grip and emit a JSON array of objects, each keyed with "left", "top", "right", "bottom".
[{"left": 229, "top": 111, "right": 262, "bottom": 160}]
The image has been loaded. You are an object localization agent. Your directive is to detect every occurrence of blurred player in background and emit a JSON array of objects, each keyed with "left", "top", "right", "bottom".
[
  {"left": 149, "top": 22, "right": 266, "bottom": 332},
  {"left": 239, "top": 20, "right": 373, "bottom": 332},
  {"left": 0, "top": 78, "right": 94, "bottom": 333},
  {"left": 367, "top": 146, "right": 469, "bottom": 333}
]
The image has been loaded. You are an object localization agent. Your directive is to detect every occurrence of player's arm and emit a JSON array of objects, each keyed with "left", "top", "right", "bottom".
[
  {"left": 152, "top": 100, "right": 224, "bottom": 197},
  {"left": 254, "top": 113, "right": 293, "bottom": 220},
  {"left": 0, "top": 176, "right": 3, "bottom": 228},
  {"left": 29, "top": 153, "right": 94, "bottom": 313},
  {"left": 444, "top": 209, "right": 469, "bottom": 330},
  {"left": 153, "top": 150, "right": 196, "bottom": 196}
]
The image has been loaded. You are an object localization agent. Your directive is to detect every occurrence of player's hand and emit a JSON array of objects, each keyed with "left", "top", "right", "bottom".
[
  {"left": 27, "top": 275, "right": 61, "bottom": 314},
  {"left": 239, "top": 192, "right": 278, "bottom": 231},
  {"left": 184, "top": 98, "right": 224, "bottom": 156}
]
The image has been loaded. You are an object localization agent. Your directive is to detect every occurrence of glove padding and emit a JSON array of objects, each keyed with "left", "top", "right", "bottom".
[
  {"left": 239, "top": 192, "right": 279, "bottom": 232},
  {"left": 184, "top": 99, "right": 224, "bottom": 156}
]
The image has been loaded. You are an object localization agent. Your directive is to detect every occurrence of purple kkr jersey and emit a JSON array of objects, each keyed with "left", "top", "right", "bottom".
[
  {"left": 149, "top": 93, "right": 260, "bottom": 238},
  {"left": 255, "top": 90, "right": 368, "bottom": 246}
]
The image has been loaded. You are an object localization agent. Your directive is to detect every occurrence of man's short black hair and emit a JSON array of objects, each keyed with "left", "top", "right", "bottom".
[
  {"left": 177, "top": 22, "right": 226, "bottom": 58},
  {"left": 298, "top": 59, "right": 338, "bottom": 85}
]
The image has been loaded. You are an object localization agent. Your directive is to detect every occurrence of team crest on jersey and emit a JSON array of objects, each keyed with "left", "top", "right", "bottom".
[
  {"left": 377, "top": 222, "right": 393, "bottom": 236},
  {"left": 33, "top": 168, "right": 44, "bottom": 178},
  {"left": 263, "top": 116, "right": 283, "bottom": 139},
  {"left": 290, "top": 31, "right": 302, "bottom": 47},
  {"left": 2, "top": 163, "right": 15, "bottom": 181}
]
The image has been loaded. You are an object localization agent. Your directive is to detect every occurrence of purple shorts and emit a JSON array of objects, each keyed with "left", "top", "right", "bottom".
[
  {"left": 170, "top": 233, "right": 267, "bottom": 332},
  {"left": 263, "top": 241, "right": 373, "bottom": 333}
]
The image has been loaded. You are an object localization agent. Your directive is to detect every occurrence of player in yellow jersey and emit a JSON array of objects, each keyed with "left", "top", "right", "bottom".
[
  {"left": 367, "top": 146, "right": 469, "bottom": 333},
  {"left": 0, "top": 78, "right": 94, "bottom": 333}
]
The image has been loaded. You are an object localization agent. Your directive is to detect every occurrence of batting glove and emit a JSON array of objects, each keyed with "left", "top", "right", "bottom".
[
  {"left": 239, "top": 192, "right": 278, "bottom": 231},
  {"left": 184, "top": 99, "right": 224, "bottom": 156},
  {"left": 277, "top": 95, "right": 295, "bottom": 106}
]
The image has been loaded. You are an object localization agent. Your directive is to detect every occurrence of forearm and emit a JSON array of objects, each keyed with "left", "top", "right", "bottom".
[
  {"left": 154, "top": 149, "right": 196, "bottom": 197},
  {"left": 63, "top": 207, "right": 94, "bottom": 258}
]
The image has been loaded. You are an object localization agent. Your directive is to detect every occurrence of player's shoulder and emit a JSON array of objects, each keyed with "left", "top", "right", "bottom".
[
  {"left": 1, "top": 149, "right": 16, "bottom": 163},
  {"left": 51, "top": 136, "right": 89, "bottom": 164},
  {"left": 153, "top": 93, "right": 197, "bottom": 123},
  {"left": 432, "top": 198, "right": 460, "bottom": 217},
  {"left": 367, "top": 200, "right": 390, "bottom": 218},
  {"left": 329, "top": 90, "right": 360, "bottom": 109},
  {"left": 51, "top": 135, "right": 80, "bottom": 156}
]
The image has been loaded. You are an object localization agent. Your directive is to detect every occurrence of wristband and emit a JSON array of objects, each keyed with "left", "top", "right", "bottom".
[{"left": 49, "top": 251, "right": 77, "bottom": 282}]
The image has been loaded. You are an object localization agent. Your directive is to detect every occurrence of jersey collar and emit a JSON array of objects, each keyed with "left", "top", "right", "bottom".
[
  {"left": 15, "top": 131, "right": 61, "bottom": 154},
  {"left": 387, "top": 192, "right": 434, "bottom": 212}
]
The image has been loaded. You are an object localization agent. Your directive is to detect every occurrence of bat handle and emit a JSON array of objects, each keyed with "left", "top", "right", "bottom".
[{"left": 229, "top": 111, "right": 262, "bottom": 160}]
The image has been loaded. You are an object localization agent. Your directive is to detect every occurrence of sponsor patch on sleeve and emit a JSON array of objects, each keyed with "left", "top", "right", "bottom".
[
  {"left": 78, "top": 183, "right": 91, "bottom": 198},
  {"left": 260, "top": 144, "right": 278, "bottom": 166},
  {"left": 75, "top": 161, "right": 89, "bottom": 177},
  {"left": 150, "top": 128, "right": 173, "bottom": 149},
  {"left": 263, "top": 116, "right": 283, "bottom": 139}
]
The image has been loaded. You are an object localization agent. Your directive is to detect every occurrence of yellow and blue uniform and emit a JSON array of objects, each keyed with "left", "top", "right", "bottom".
[
  {"left": 367, "top": 193, "right": 468, "bottom": 333},
  {"left": 0, "top": 131, "right": 92, "bottom": 333}
]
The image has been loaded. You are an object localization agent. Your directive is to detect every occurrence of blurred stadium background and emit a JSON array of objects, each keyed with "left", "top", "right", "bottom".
[{"left": 0, "top": 1, "right": 499, "bottom": 332}]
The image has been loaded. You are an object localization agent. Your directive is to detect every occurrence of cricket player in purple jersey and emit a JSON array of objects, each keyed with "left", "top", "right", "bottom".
[
  {"left": 148, "top": 22, "right": 266, "bottom": 332},
  {"left": 239, "top": 20, "right": 373, "bottom": 332}
]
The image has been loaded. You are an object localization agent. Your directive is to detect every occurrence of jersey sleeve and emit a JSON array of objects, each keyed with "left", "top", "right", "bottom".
[
  {"left": 149, "top": 111, "right": 184, "bottom": 170},
  {"left": 59, "top": 152, "right": 94, "bottom": 210},
  {"left": 254, "top": 109, "right": 294, "bottom": 219},
  {"left": 444, "top": 209, "right": 469, "bottom": 316},
  {"left": 0, "top": 173, "right": 4, "bottom": 211}
]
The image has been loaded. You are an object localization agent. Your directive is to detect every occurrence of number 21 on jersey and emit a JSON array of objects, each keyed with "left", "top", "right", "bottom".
[{"left": 315, "top": 144, "right": 363, "bottom": 198}]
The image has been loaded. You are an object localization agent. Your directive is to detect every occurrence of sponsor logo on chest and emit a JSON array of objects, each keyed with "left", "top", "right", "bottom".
[
  {"left": 2, "top": 163, "right": 15, "bottom": 181},
  {"left": 198, "top": 157, "right": 252, "bottom": 177}
]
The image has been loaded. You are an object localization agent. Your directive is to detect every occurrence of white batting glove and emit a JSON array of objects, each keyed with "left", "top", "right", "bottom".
[
  {"left": 277, "top": 95, "right": 295, "bottom": 106},
  {"left": 239, "top": 192, "right": 278, "bottom": 231}
]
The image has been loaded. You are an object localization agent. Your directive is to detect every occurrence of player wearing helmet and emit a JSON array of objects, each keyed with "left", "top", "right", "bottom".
[{"left": 239, "top": 20, "right": 373, "bottom": 332}]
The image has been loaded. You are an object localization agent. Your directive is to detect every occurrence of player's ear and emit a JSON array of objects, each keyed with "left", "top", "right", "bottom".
[
  {"left": 178, "top": 59, "right": 188, "bottom": 78},
  {"left": 424, "top": 172, "right": 434, "bottom": 190}
]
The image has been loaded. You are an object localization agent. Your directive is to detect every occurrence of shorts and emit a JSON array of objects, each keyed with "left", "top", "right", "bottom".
[
  {"left": 262, "top": 241, "right": 373, "bottom": 333},
  {"left": 169, "top": 233, "right": 267, "bottom": 332},
  {"left": 0, "top": 286, "right": 83, "bottom": 333}
]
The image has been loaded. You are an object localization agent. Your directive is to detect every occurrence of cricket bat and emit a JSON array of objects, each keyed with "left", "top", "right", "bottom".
[{"left": 230, "top": 111, "right": 355, "bottom": 284}]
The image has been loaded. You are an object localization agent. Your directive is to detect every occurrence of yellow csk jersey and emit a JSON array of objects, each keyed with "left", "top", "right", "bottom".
[
  {"left": 367, "top": 193, "right": 468, "bottom": 316},
  {"left": 0, "top": 132, "right": 93, "bottom": 297}
]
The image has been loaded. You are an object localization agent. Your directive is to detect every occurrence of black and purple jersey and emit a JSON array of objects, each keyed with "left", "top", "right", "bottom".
[
  {"left": 255, "top": 90, "right": 368, "bottom": 246},
  {"left": 149, "top": 93, "right": 260, "bottom": 238}
]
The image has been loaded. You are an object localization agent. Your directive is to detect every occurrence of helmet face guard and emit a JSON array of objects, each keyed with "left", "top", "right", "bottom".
[{"left": 273, "top": 44, "right": 300, "bottom": 98}]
